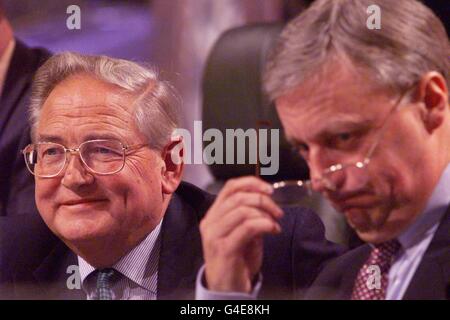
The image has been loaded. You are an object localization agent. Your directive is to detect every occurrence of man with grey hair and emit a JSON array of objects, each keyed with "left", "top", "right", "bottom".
[
  {"left": 1, "top": 51, "right": 342, "bottom": 299},
  {"left": 198, "top": 0, "right": 449, "bottom": 299},
  {"left": 1, "top": 51, "right": 187, "bottom": 300}
]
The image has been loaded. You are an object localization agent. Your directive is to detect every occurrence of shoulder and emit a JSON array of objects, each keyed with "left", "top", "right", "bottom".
[
  {"left": 0, "top": 214, "right": 58, "bottom": 281},
  {"left": 280, "top": 206, "right": 327, "bottom": 239},
  {"left": 172, "top": 181, "right": 216, "bottom": 220},
  {"left": 0, "top": 213, "right": 56, "bottom": 252},
  {"left": 259, "top": 207, "right": 346, "bottom": 298}
]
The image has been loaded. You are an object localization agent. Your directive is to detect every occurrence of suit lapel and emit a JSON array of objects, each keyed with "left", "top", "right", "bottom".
[
  {"left": 403, "top": 207, "right": 450, "bottom": 300},
  {"left": 157, "top": 192, "right": 205, "bottom": 300},
  {"left": 32, "top": 241, "right": 86, "bottom": 300},
  {"left": 338, "top": 246, "right": 371, "bottom": 299}
]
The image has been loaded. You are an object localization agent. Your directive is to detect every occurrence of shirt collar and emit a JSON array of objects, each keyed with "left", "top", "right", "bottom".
[
  {"left": 0, "top": 39, "right": 15, "bottom": 97},
  {"left": 78, "top": 218, "right": 163, "bottom": 294},
  {"left": 398, "top": 163, "right": 450, "bottom": 249}
]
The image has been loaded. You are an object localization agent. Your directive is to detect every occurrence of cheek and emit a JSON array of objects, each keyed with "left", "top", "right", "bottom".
[
  {"left": 35, "top": 179, "right": 60, "bottom": 216},
  {"left": 371, "top": 126, "right": 426, "bottom": 201},
  {"left": 385, "top": 117, "right": 427, "bottom": 196},
  {"left": 105, "top": 166, "right": 163, "bottom": 219},
  {"left": 370, "top": 154, "right": 417, "bottom": 206}
]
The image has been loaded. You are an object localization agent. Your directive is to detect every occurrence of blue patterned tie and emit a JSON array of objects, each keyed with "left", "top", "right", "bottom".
[{"left": 96, "top": 268, "right": 116, "bottom": 300}]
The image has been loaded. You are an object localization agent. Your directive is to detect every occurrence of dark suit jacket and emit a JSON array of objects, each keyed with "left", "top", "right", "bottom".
[
  {"left": 305, "top": 207, "right": 450, "bottom": 300},
  {"left": 0, "top": 40, "right": 51, "bottom": 216},
  {"left": 0, "top": 181, "right": 343, "bottom": 299}
]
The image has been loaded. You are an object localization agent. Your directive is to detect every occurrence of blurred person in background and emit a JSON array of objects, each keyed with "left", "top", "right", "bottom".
[{"left": 0, "top": 2, "right": 50, "bottom": 216}]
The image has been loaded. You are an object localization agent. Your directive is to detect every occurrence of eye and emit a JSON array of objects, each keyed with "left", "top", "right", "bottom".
[
  {"left": 93, "top": 147, "right": 113, "bottom": 154},
  {"left": 327, "top": 131, "right": 362, "bottom": 150},
  {"left": 45, "top": 148, "right": 58, "bottom": 155},
  {"left": 42, "top": 147, "right": 62, "bottom": 156},
  {"left": 83, "top": 141, "right": 124, "bottom": 160},
  {"left": 38, "top": 145, "right": 64, "bottom": 163},
  {"left": 337, "top": 132, "right": 352, "bottom": 142},
  {"left": 88, "top": 145, "right": 123, "bottom": 158}
]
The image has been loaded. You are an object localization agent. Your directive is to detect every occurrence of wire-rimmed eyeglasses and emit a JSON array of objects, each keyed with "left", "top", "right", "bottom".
[{"left": 22, "top": 139, "right": 148, "bottom": 178}]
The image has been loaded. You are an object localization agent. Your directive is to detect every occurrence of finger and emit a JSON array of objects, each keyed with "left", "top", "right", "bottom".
[
  {"left": 216, "top": 176, "right": 273, "bottom": 203},
  {"left": 205, "top": 206, "right": 274, "bottom": 239},
  {"left": 212, "top": 192, "right": 283, "bottom": 222},
  {"left": 224, "top": 217, "right": 281, "bottom": 253}
]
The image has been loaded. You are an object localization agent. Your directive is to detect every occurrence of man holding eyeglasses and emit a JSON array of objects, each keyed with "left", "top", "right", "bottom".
[
  {"left": 1, "top": 51, "right": 343, "bottom": 300},
  {"left": 197, "top": 0, "right": 449, "bottom": 300}
]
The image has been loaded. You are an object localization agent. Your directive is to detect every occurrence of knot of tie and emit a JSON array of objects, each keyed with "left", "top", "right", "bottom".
[
  {"left": 96, "top": 268, "right": 117, "bottom": 300},
  {"left": 368, "top": 239, "right": 402, "bottom": 272}
]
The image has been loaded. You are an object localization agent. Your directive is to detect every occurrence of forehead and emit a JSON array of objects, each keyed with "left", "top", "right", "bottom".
[
  {"left": 275, "top": 64, "right": 394, "bottom": 141},
  {"left": 37, "top": 74, "right": 140, "bottom": 142}
]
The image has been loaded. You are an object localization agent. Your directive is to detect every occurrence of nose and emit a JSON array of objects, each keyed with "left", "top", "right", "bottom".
[
  {"left": 61, "top": 152, "right": 94, "bottom": 189},
  {"left": 308, "top": 148, "right": 344, "bottom": 193},
  {"left": 308, "top": 149, "right": 329, "bottom": 193},
  {"left": 311, "top": 175, "right": 329, "bottom": 193}
]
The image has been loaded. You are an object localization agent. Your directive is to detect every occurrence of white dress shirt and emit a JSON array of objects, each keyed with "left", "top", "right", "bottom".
[
  {"left": 78, "top": 219, "right": 163, "bottom": 300},
  {"left": 386, "top": 163, "right": 450, "bottom": 299}
]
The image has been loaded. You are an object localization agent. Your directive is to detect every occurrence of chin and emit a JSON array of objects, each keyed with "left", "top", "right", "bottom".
[
  {"left": 356, "top": 228, "right": 398, "bottom": 244},
  {"left": 345, "top": 207, "right": 394, "bottom": 244},
  {"left": 58, "top": 224, "right": 109, "bottom": 242},
  {"left": 52, "top": 212, "right": 116, "bottom": 243}
]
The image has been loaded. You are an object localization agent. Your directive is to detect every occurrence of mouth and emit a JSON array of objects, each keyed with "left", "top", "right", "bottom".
[
  {"left": 61, "top": 199, "right": 108, "bottom": 207},
  {"left": 330, "top": 195, "right": 378, "bottom": 213},
  {"left": 339, "top": 203, "right": 376, "bottom": 212}
]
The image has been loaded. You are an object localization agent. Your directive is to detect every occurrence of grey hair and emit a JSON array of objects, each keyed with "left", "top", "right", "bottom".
[
  {"left": 29, "top": 52, "right": 181, "bottom": 150},
  {"left": 264, "top": 0, "right": 450, "bottom": 100}
]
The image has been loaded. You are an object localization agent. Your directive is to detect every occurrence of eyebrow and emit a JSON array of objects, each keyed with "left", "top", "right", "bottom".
[
  {"left": 318, "top": 118, "right": 372, "bottom": 136},
  {"left": 36, "top": 135, "right": 64, "bottom": 144},
  {"left": 36, "top": 133, "right": 123, "bottom": 144},
  {"left": 286, "top": 117, "right": 372, "bottom": 146},
  {"left": 82, "top": 133, "right": 123, "bottom": 142}
]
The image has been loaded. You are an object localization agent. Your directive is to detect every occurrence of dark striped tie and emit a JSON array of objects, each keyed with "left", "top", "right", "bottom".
[{"left": 96, "top": 268, "right": 116, "bottom": 300}]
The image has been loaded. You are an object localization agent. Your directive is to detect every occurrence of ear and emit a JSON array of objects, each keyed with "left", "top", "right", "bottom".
[
  {"left": 160, "top": 136, "right": 184, "bottom": 195},
  {"left": 416, "top": 72, "right": 449, "bottom": 133}
]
